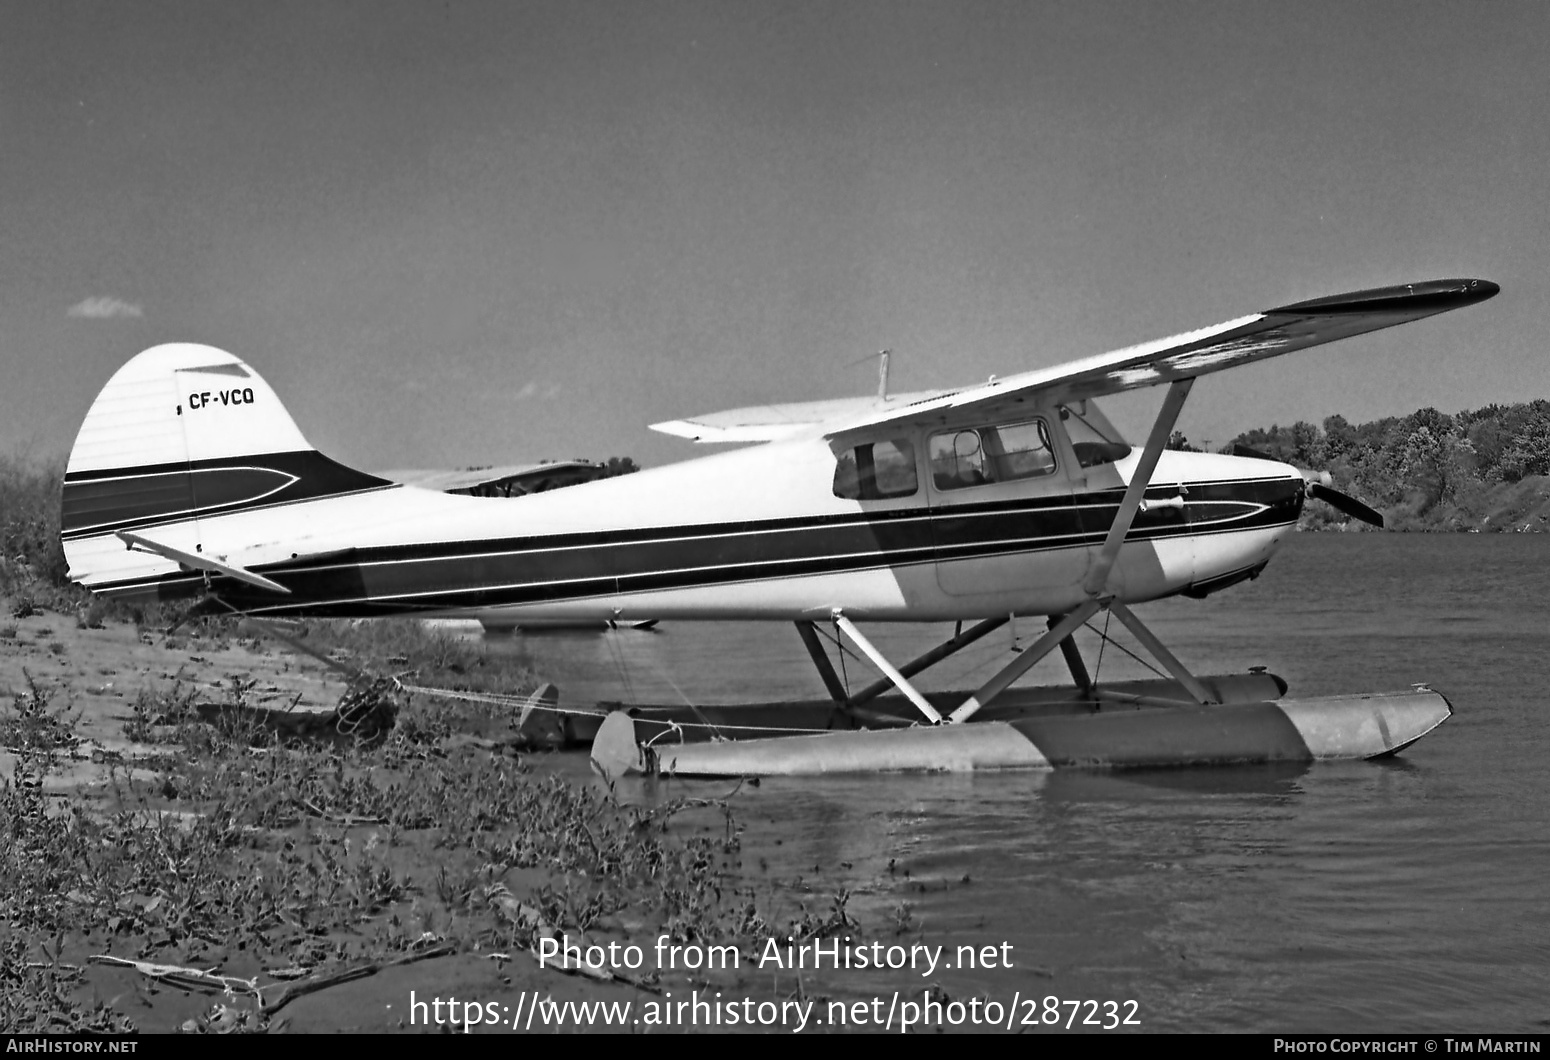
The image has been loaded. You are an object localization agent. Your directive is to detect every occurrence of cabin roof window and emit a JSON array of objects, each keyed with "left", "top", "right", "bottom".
[
  {"left": 929, "top": 418, "right": 1056, "bottom": 491},
  {"left": 833, "top": 437, "right": 919, "bottom": 500},
  {"left": 1060, "top": 400, "right": 1131, "bottom": 468}
]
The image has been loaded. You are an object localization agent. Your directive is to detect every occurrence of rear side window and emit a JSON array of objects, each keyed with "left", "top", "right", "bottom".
[{"left": 834, "top": 438, "right": 919, "bottom": 500}]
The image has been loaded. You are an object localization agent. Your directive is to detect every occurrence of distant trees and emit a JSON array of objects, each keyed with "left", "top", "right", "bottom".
[
  {"left": 603, "top": 457, "right": 640, "bottom": 477},
  {"left": 1166, "top": 398, "right": 1550, "bottom": 530}
]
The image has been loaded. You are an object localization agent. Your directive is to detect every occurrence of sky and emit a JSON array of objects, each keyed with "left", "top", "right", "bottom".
[{"left": 2, "top": 0, "right": 1546, "bottom": 472}]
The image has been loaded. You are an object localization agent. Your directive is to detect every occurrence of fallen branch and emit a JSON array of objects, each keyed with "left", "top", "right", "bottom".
[
  {"left": 87, "top": 955, "right": 261, "bottom": 1000},
  {"left": 260, "top": 941, "right": 457, "bottom": 1016}
]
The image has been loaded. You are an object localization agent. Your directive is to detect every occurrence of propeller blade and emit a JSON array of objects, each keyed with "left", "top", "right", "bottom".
[
  {"left": 1227, "top": 442, "right": 1382, "bottom": 526},
  {"left": 1308, "top": 482, "right": 1384, "bottom": 528}
]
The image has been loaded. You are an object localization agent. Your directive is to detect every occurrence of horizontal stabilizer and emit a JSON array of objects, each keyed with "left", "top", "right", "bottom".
[{"left": 116, "top": 531, "right": 291, "bottom": 595}]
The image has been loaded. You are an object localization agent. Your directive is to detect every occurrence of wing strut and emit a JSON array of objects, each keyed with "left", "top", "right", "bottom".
[
  {"left": 952, "top": 378, "right": 1213, "bottom": 722},
  {"left": 1082, "top": 378, "right": 1193, "bottom": 597}
]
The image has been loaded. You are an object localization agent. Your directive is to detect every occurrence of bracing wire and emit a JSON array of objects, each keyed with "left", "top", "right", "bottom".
[
  {"left": 1083, "top": 615, "right": 1169, "bottom": 681},
  {"left": 832, "top": 616, "right": 851, "bottom": 696},
  {"left": 1092, "top": 610, "right": 1111, "bottom": 685}
]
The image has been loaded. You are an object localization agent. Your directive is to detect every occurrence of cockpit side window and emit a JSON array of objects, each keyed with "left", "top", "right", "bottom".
[
  {"left": 929, "top": 419, "right": 1056, "bottom": 490},
  {"left": 833, "top": 437, "right": 919, "bottom": 500},
  {"left": 1060, "top": 401, "right": 1131, "bottom": 468}
]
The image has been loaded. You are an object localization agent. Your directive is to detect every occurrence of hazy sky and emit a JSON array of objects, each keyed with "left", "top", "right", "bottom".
[{"left": 2, "top": 0, "right": 1545, "bottom": 471}]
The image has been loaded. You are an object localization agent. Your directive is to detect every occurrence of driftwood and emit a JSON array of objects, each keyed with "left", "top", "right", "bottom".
[
  {"left": 86, "top": 954, "right": 261, "bottom": 1000},
  {"left": 89, "top": 940, "right": 458, "bottom": 1019},
  {"left": 260, "top": 942, "right": 456, "bottom": 1016}
]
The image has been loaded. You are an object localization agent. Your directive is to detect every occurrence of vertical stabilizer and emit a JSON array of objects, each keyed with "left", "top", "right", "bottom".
[{"left": 62, "top": 344, "right": 389, "bottom": 597}]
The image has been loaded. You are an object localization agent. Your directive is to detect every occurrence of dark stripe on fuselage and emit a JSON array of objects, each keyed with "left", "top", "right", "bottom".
[
  {"left": 61, "top": 451, "right": 394, "bottom": 539},
  {"left": 92, "top": 476, "right": 1304, "bottom": 615}
]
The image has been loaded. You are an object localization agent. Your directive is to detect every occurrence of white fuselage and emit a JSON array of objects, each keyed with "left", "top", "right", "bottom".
[{"left": 69, "top": 418, "right": 1304, "bottom": 623}]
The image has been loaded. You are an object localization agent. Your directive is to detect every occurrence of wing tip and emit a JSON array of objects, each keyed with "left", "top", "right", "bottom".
[{"left": 1271, "top": 278, "right": 1499, "bottom": 316}]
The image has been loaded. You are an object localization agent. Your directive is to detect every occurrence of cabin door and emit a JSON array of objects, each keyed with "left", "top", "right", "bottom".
[{"left": 926, "top": 416, "right": 1087, "bottom": 598}]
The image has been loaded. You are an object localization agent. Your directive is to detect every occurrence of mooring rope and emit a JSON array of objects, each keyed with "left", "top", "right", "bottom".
[
  {"left": 395, "top": 683, "right": 834, "bottom": 735},
  {"left": 222, "top": 609, "right": 904, "bottom": 739},
  {"left": 632, "top": 651, "right": 727, "bottom": 740},
  {"left": 397, "top": 683, "right": 603, "bottom": 717},
  {"left": 602, "top": 626, "right": 640, "bottom": 707}
]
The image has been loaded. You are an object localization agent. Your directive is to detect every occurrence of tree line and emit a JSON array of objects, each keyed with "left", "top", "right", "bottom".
[{"left": 1168, "top": 401, "right": 1550, "bottom": 531}]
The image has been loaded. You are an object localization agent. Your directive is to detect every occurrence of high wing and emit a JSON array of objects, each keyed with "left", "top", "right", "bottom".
[
  {"left": 824, "top": 278, "right": 1498, "bottom": 438},
  {"left": 651, "top": 391, "right": 947, "bottom": 443},
  {"left": 653, "top": 279, "right": 1498, "bottom": 443}
]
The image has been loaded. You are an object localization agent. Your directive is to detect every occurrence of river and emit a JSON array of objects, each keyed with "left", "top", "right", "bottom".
[{"left": 484, "top": 533, "right": 1550, "bottom": 1032}]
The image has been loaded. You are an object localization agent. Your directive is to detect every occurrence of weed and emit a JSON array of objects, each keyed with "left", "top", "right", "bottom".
[
  {"left": 123, "top": 684, "right": 199, "bottom": 743},
  {"left": 75, "top": 599, "right": 108, "bottom": 630},
  {"left": 181, "top": 1003, "right": 268, "bottom": 1034},
  {"left": 2, "top": 671, "right": 80, "bottom": 752},
  {"left": 781, "top": 889, "right": 858, "bottom": 942},
  {"left": 0, "top": 609, "right": 888, "bottom": 1030},
  {"left": 0, "top": 935, "right": 136, "bottom": 1033}
]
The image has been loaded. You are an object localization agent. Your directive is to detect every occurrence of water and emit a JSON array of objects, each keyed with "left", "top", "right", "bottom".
[{"left": 487, "top": 534, "right": 1550, "bottom": 1031}]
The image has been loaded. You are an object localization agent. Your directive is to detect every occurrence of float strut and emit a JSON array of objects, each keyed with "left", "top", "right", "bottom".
[
  {"left": 1051, "top": 615, "right": 1093, "bottom": 693},
  {"left": 949, "top": 599, "right": 1102, "bottom": 723},
  {"left": 844, "top": 615, "right": 1008, "bottom": 709},
  {"left": 831, "top": 612, "right": 944, "bottom": 724},
  {"left": 1105, "top": 601, "right": 1217, "bottom": 705},
  {"left": 794, "top": 620, "right": 849, "bottom": 704}
]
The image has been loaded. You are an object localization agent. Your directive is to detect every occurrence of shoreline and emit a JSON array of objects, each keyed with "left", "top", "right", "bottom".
[{"left": 0, "top": 599, "right": 869, "bottom": 1033}]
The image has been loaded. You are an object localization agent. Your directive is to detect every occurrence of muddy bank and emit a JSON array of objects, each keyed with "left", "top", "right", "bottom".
[{"left": 0, "top": 604, "right": 893, "bottom": 1033}]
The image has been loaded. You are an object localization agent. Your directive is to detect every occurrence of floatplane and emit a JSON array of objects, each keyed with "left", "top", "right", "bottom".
[{"left": 61, "top": 278, "right": 1499, "bottom": 777}]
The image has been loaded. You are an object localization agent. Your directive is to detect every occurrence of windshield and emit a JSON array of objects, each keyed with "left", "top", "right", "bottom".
[{"left": 1060, "top": 400, "right": 1131, "bottom": 468}]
